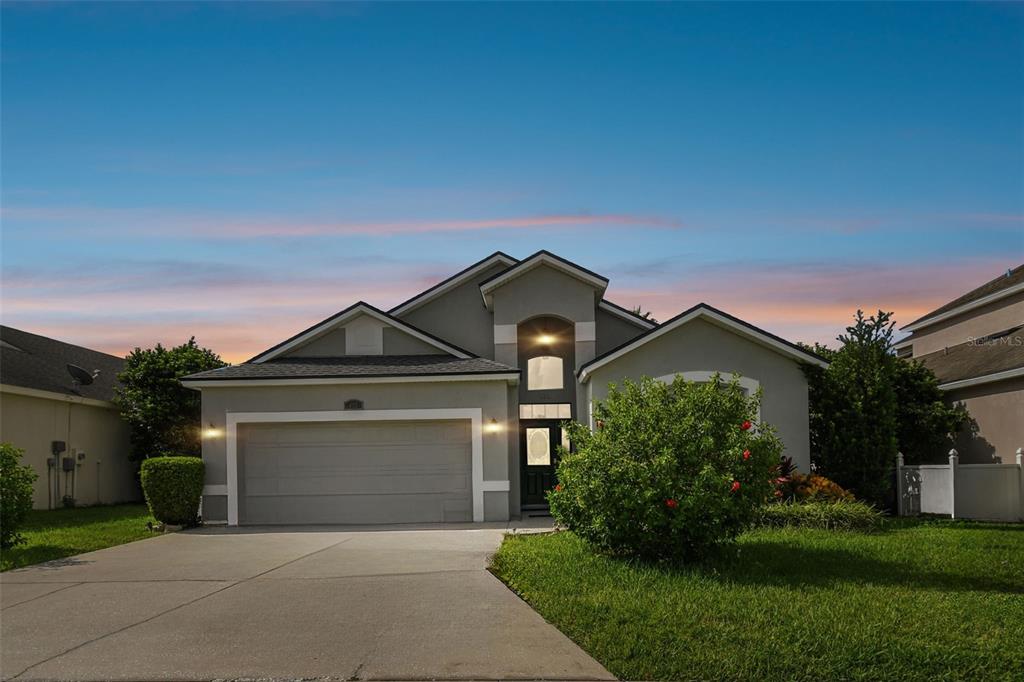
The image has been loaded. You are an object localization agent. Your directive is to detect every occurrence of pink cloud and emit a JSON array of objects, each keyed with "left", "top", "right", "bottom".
[
  {"left": 1, "top": 205, "right": 684, "bottom": 239},
  {"left": 606, "top": 257, "right": 1017, "bottom": 347}
]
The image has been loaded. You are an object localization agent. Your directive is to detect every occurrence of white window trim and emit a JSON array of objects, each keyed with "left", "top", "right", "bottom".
[
  {"left": 656, "top": 371, "right": 761, "bottom": 419},
  {"left": 223, "top": 408, "right": 501, "bottom": 525}
]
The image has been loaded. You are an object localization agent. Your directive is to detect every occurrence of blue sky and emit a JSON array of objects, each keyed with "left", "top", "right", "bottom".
[{"left": 2, "top": 2, "right": 1022, "bottom": 362}]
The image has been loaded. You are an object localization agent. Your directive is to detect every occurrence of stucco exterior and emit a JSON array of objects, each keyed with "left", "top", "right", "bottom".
[
  {"left": 188, "top": 250, "right": 817, "bottom": 525},
  {"left": 948, "top": 376, "right": 1024, "bottom": 464},
  {"left": 0, "top": 388, "right": 138, "bottom": 509},
  {"left": 903, "top": 291, "right": 1024, "bottom": 356},
  {"left": 583, "top": 317, "right": 812, "bottom": 471},
  {"left": 198, "top": 380, "right": 511, "bottom": 522}
]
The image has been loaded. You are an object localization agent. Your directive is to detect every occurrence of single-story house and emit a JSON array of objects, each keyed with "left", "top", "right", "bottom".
[
  {"left": 0, "top": 326, "right": 139, "bottom": 508},
  {"left": 183, "top": 250, "right": 827, "bottom": 525}
]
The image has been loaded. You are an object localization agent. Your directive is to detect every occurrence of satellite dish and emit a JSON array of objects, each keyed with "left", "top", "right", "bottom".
[{"left": 66, "top": 364, "right": 97, "bottom": 386}]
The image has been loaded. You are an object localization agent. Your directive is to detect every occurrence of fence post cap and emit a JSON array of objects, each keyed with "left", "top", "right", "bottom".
[{"left": 948, "top": 448, "right": 959, "bottom": 457}]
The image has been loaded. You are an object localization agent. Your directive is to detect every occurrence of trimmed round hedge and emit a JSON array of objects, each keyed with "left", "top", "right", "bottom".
[
  {"left": 550, "top": 374, "right": 782, "bottom": 561},
  {"left": 140, "top": 456, "right": 204, "bottom": 526}
]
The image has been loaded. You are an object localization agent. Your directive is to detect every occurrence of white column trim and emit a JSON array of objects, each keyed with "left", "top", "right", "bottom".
[
  {"left": 494, "top": 324, "right": 517, "bottom": 344},
  {"left": 225, "top": 408, "right": 499, "bottom": 526},
  {"left": 575, "top": 321, "right": 597, "bottom": 343}
]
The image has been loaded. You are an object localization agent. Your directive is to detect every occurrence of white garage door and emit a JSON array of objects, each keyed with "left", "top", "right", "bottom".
[{"left": 239, "top": 420, "right": 472, "bottom": 525}]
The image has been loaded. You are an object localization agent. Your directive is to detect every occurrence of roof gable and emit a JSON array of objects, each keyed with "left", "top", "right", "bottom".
[
  {"left": 390, "top": 252, "right": 518, "bottom": 316},
  {"left": 902, "top": 264, "right": 1024, "bottom": 332},
  {"left": 479, "top": 250, "right": 609, "bottom": 309},
  {"left": 578, "top": 303, "right": 828, "bottom": 381},
  {"left": 249, "top": 302, "right": 474, "bottom": 363}
]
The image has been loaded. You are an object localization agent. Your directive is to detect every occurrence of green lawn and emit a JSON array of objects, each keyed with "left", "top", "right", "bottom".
[
  {"left": 491, "top": 521, "right": 1024, "bottom": 681},
  {"left": 1, "top": 504, "right": 156, "bottom": 572}
]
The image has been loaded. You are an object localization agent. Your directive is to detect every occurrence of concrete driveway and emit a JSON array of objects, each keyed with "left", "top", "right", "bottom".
[{"left": 1, "top": 523, "right": 613, "bottom": 682}]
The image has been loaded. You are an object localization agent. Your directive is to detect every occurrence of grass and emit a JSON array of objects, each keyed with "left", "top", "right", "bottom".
[
  {"left": 491, "top": 521, "right": 1024, "bottom": 681},
  {"left": 1, "top": 504, "right": 156, "bottom": 571}
]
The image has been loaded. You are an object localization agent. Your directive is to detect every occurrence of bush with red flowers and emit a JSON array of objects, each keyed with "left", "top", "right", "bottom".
[{"left": 548, "top": 374, "right": 783, "bottom": 561}]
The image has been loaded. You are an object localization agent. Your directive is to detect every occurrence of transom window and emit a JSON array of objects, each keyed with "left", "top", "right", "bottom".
[
  {"left": 520, "top": 403, "right": 572, "bottom": 419},
  {"left": 527, "top": 356, "right": 563, "bottom": 390}
]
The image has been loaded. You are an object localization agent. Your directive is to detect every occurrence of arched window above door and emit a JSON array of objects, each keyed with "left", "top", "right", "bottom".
[{"left": 528, "top": 356, "right": 564, "bottom": 390}]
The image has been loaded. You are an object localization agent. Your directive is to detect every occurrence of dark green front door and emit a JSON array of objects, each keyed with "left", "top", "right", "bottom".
[{"left": 520, "top": 420, "right": 566, "bottom": 507}]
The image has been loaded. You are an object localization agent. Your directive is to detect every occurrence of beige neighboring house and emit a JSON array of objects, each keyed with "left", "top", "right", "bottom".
[
  {"left": 896, "top": 265, "right": 1024, "bottom": 464},
  {"left": 0, "top": 326, "right": 139, "bottom": 508},
  {"left": 183, "top": 250, "right": 827, "bottom": 526}
]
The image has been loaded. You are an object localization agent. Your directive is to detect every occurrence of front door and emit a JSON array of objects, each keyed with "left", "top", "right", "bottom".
[{"left": 520, "top": 420, "right": 568, "bottom": 507}]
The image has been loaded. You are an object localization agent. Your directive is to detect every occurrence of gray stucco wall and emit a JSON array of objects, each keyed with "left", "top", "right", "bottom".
[
  {"left": 584, "top": 317, "right": 812, "bottom": 471},
  {"left": 285, "top": 327, "right": 346, "bottom": 357},
  {"left": 0, "top": 391, "right": 139, "bottom": 509},
  {"left": 491, "top": 265, "right": 597, "bottom": 326},
  {"left": 199, "top": 380, "right": 511, "bottom": 522},
  {"left": 596, "top": 307, "right": 647, "bottom": 354},
  {"left": 381, "top": 328, "right": 442, "bottom": 355},
  {"left": 948, "top": 376, "right": 1024, "bottom": 464},
  {"left": 397, "top": 261, "right": 508, "bottom": 358}
]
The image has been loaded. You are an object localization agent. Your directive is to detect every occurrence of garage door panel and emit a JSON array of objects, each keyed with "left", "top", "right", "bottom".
[{"left": 238, "top": 420, "right": 472, "bottom": 525}]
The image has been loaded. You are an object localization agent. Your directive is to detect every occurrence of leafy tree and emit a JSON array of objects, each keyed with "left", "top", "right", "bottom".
[
  {"left": 802, "top": 310, "right": 899, "bottom": 508},
  {"left": 550, "top": 374, "right": 781, "bottom": 561},
  {"left": 894, "top": 358, "right": 969, "bottom": 464},
  {"left": 630, "top": 305, "right": 658, "bottom": 323},
  {"left": 115, "top": 338, "right": 226, "bottom": 460},
  {"left": 1, "top": 443, "right": 38, "bottom": 548}
]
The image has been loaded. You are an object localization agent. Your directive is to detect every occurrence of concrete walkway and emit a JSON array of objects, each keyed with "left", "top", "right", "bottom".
[{"left": 1, "top": 521, "right": 613, "bottom": 681}]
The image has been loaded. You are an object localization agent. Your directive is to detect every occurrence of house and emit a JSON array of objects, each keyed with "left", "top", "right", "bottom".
[
  {"left": 896, "top": 264, "right": 1024, "bottom": 464},
  {"left": 0, "top": 326, "right": 139, "bottom": 508},
  {"left": 183, "top": 251, "right": 826, "bottom": 525}
]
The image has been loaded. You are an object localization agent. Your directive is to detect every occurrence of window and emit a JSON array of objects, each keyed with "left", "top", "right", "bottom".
[
  {"left": 520, "top": 403, "right": 572, "bottom": 419},
  {"left": 527, "top": 356, "right": 563, "bottom": 390},
  {"left": 526, "top": 428, "right": 551, "bottom": 465}
]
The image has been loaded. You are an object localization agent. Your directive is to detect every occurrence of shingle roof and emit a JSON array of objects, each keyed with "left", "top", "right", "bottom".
[
  {"left": 0, "top": 326, "right": 125, "bottom": 402},
  {"left": 905, "top": 264, "right": 1024, "bottom": 329},
  {"left": 913, "top": 325, "right": 1024, "bottom": 385},
  {"left": 183, "top": 355, "right": 518, "bottom": 381}
]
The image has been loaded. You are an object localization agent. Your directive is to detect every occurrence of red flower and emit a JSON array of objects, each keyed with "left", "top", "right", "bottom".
[
  {"left": 742, "top": 449, "right": 751, "bottom": 460},
  {"left": 741, "top": 420, "right": 752, "bottom": 431},
  {"left": 665, "top": 498, "right": 678, "bottom": 509},
  {"left": 554, "top": 484, "right": 563, "bottom": 492},
  {"left": 731, "top": 480, "right": 741, "bottom": 493}
]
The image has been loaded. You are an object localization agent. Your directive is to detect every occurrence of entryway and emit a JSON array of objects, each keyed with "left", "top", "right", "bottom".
[{"left": 520, "top": 419, "right": 569, "bottom": 508}]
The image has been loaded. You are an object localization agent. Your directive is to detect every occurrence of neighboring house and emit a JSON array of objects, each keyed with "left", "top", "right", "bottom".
[
  {"left": 0, "top": 326, "right": 139, "bottom": 508},
  {"left": 183, "top": 250, "right": 826, "bottom": 526},
  {"left": 896, "top": 264, "right": 1024, "bottom": 464}
]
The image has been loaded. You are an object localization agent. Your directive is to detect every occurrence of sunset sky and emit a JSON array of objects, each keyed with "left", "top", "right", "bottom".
[{"left": 2, "top": 2, "right": 1022, "bottom": 364}]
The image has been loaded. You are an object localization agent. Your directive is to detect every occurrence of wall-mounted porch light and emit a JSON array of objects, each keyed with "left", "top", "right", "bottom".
[
  {"left": 537, "top": 333, "right": 556, "bottom": 346},
  {"left": 485, "top": 418, "right": 502, "bottom": 434},
  {"left": 202, "top": 423, "right": 222, "bottom": 439}
]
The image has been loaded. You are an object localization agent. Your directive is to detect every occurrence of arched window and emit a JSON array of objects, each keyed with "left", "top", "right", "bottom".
[{"left": 527, "top": 356, "right": 563, "bottom": 390}]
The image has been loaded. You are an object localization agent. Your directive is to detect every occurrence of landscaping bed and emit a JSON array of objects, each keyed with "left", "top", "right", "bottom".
[
  {"left": 491, "top": 521, "right": 1024, "bottom": 681},
  {"left": 1, "top": 504, "right": 155, "bottom": 571}
]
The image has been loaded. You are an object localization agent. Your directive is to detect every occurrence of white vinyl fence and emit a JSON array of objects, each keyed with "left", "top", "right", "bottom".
[{"left": 896, "top": 449, "right": 1024, "bottom": 522}]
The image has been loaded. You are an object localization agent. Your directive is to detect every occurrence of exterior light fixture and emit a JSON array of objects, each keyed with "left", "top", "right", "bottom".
[
  {"left": 486, "top": 418, "right": 501, "bottom": 434},
  {"left": 202, "top": 423, "right": 222, "bottom": 439},
  {"left": 537, "top": 334, "right": 556, "bottom": 345}
]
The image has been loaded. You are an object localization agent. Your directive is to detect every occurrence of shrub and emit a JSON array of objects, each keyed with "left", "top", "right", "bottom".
[
  {"left": 140, "top": 456, "right": 204, "bottom": 526},
  {"left": 0, "top": 443, "right": 38, "bottom": 548},
  {"left": 549, "top": 374, "right": 782, "bottom": 561},
  {"left": 778, "top": 473, "right": 854, "bottom": 503},
  {"left": 756, "top": 500, "right": 883, "bottom": 531}
]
